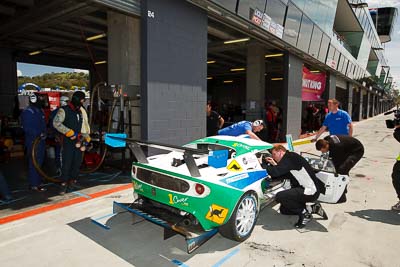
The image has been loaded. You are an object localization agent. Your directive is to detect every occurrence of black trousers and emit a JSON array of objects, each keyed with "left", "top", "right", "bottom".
[
  {"left": 61, "top": 140, "right": 83, "bottom": 182},
  {"left": 337, "top": 149, "right": 364, "bottom": 175},
  {"left": 276, "top": 188, "right": 319, "bottom": 215},
  {"left": 392, "top": 161, "right": 400, "bottom": 199}
]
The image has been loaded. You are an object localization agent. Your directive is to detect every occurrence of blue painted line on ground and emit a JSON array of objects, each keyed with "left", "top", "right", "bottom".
[
  {"left": 70, "top": 191, "right": 92, "bottom": 199},
  {"left": 171, "top": 259, "right": 190, "bottom": 267},
  {"left": 159, "top": 254, "right": 190, "bottom": 267},
  {"left": 211, "top": 248, "right": 240, "bottom": 267},
  {"left": 91, "top": 219, "right": 111, "bottom": 230}
]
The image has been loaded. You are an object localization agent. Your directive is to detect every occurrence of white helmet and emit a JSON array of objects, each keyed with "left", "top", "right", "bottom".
[{"left": 60, "top": 96, "right": 69, "bottom": 107}]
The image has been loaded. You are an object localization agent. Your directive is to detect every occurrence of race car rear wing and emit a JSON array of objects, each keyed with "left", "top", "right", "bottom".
[{"left": 105, "top": 133, "right": 209, "bottom": 177}]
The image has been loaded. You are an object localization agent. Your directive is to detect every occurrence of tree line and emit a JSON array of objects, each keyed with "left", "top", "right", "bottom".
[{"left": 18, "top": 72, "right": 89, "bottom": 90}]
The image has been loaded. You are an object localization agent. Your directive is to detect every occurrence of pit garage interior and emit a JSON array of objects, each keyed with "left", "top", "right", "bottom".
[
  {"left": 0, "top": 0, "right": 143, "bottom": 209},
  {"left": 0, "top": 0, "right": 289, "bottom": 211},
  {"left": 0, "top": 0, "right": 346, "bottom": 209},
  {"left": 207, "top": 18, "right": 285, "bottom": 121},
  {"left": 0, "top": 0, "right": 292, "bottom": 144}
]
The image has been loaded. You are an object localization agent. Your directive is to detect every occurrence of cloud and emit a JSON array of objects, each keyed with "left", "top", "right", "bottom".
[
  {"left": 73, "top": 69, "right": 89, "bottom": 74},
  {"left": 17, "top": 69, "right": 22, "bottom": 77}
]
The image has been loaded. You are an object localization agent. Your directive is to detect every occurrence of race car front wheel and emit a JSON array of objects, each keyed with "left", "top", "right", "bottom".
[{"left": 219, "top": 192, "right": 258, "bottom": 242}]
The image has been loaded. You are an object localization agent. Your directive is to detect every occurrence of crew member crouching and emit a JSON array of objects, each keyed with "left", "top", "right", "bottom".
[{"left": 263, "top": 145, "right": 328, "bottom": 228}]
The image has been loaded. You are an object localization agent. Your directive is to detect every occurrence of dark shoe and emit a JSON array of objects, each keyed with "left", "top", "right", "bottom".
[
  {"left": 312, "top": 203, "right": 328, "bottom": 220},
  {"left": 59, "top": 183, "right": 68, "bottom": 195},
  {"left": 30, "top": 186, "right": 47, "bottom": 192},
  {"left": 1, "top": 196, "right": 14, "bottom": 203},
  {"left": 295, "top": 212, "right": 312, "bottom": 228},
  {"left": 68, "top": 180, "right": 83, "bottom": 189},
  {"left": 337, "top": 193, "right": 347, "bottom": 203},
  {"left": 391, "top": 201, "right": 400, "bottom": 211}
]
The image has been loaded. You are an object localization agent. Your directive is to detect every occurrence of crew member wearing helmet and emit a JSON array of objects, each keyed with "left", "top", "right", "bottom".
[
  {"left": 53, "top": 91, "right": 90, "bottom": 191},
  {"left": 21, "top": 93, "right": 47, "bottom": 192},
  {"left": 218, "top": 120, "right": 265, "bottom": 140}
]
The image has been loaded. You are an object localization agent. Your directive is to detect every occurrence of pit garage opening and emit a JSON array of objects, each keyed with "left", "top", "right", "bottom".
[{"left": 206, "top": 18, "right": 285, "bottom": 142}]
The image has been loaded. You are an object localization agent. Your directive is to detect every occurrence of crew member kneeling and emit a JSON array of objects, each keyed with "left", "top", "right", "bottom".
[{"left": 263, "top": 145, "right": 328, "bottom": 228}]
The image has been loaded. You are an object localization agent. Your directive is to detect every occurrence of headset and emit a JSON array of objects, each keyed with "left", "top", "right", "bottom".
[{"left": 253, "top": 120, "right": 264, "bottom": 127}]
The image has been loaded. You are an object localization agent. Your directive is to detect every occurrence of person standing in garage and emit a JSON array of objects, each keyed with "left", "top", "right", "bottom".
[
  {"left": 21, "top": 93, "right": 47, "bottom": 192},
  {"left": 48, "top": 95, "right": 70, "bottom": 175},
  {"left": 53, "top": 91, "right": 90, "bottom": 192},
  {"left": 313, "top": 99, "right": 353, "bottom": 141},
  {"left": 206, "top": 101, "right": 224, "bottom": 136}
]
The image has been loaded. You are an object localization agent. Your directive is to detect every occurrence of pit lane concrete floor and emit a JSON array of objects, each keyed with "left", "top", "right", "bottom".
[{"left": 1, "top": 113, "right": 399, "bottom": 267}]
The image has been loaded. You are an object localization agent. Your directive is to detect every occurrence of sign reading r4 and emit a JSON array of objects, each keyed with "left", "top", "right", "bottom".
[{"left": 148, "top": 10, "right": 155, "bottom": 18}]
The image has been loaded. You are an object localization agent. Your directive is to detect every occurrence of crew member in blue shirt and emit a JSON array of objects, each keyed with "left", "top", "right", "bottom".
[
  {"left": 313, "top": 99, "right": 353, "bottom": 141},
  {"left": 218, "top": 120, "right": 264, "bottom": 140},
  {"left": 21, "top": 93, "right": 47, "bottom": 192}
]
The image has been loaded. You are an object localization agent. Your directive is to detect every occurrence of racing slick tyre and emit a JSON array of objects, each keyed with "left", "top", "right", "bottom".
[{"left": 219, "top": 192, "right": 258, "bottom": 242}]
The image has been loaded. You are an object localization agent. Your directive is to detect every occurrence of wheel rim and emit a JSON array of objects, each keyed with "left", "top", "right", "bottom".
[{"left": 235, "top": 195, "right": 256, "bottom": 237}]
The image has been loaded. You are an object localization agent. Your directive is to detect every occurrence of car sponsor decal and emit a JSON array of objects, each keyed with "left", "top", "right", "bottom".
[
  {"left": 206, "top": 204, "right": 228, "bottom": 224},
  {"left": 225, "top": 173, "right": 249, "bottom": 183},
  {"left": 227, "top": 159, "right": 243, "bottom": 171},
  {"left": 133, "top": 181, "right": 144, "bottom": 192},
  {"left": 220, "top": 170, "right": 267, "bottom": 189},
  {"left": 232, "top": 142, "right": 250, "bottom": 150},
  {"left": 168, "top": 194, "right": 189, "bottom": 206}
]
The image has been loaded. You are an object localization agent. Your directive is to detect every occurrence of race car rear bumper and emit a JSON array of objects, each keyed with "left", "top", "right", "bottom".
[{"left": 112, "top": 201, "right": 218, "bottom": 253}]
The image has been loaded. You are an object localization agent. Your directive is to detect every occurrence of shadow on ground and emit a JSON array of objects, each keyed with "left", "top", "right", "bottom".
[
  {"left": 347, "top": 209, "right": 400, "bottom": 225},
  {"left": 68, "top": 212, "right": 238, "bottom": 267},
  {"left": 257, "top": 205, "right": 328, "bottom": 232},
  {"left": 257, "top": 207, "right": 328, "bottom": 232},
  {"left": 0, "top": 158, "right": 131, "bottom": 214}
]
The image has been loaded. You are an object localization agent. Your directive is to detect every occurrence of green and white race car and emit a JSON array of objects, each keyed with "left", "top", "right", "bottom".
[
  {"left": 106, "top": 134, "right": 281, "bottom": 253},
  {"left": 105, "top": 134, "right": 348, "bottom": 253}
]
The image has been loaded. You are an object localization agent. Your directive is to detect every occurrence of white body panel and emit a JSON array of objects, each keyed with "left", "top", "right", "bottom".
[{"left": 316, "top": 172, "right": 349, "bottom": 203}]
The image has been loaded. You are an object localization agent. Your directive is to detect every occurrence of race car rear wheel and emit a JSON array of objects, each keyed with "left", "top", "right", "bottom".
[{"left": 219, "top": 192, "right": 258, "bottom": 242}]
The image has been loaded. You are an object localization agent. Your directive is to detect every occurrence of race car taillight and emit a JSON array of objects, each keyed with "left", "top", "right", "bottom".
[{"left": 195, "top": 183, "right": 205, "bottom": 195}]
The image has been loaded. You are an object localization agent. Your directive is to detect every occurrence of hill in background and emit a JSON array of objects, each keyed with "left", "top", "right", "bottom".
[{"left": 18, "top": 72, "right": 89, "bottom": 90}]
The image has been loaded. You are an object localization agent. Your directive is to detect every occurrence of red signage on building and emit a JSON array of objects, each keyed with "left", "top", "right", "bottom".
[
  {"left": 302, "top": 67, "right": 326, "bottom": 101},
  {"left": 42, "top": 92, "right": 60, "bottom": 111}
]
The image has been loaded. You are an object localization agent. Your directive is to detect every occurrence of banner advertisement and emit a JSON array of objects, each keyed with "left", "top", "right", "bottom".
[
  {"left": 251, "top": 8, "right": 284, "bottom": 39},
  {"left": 44, "top": 92, "right": 61, "bottom": 111},
  {"left": 302, "top": 67, "right": 326, "bottom": 101}
]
